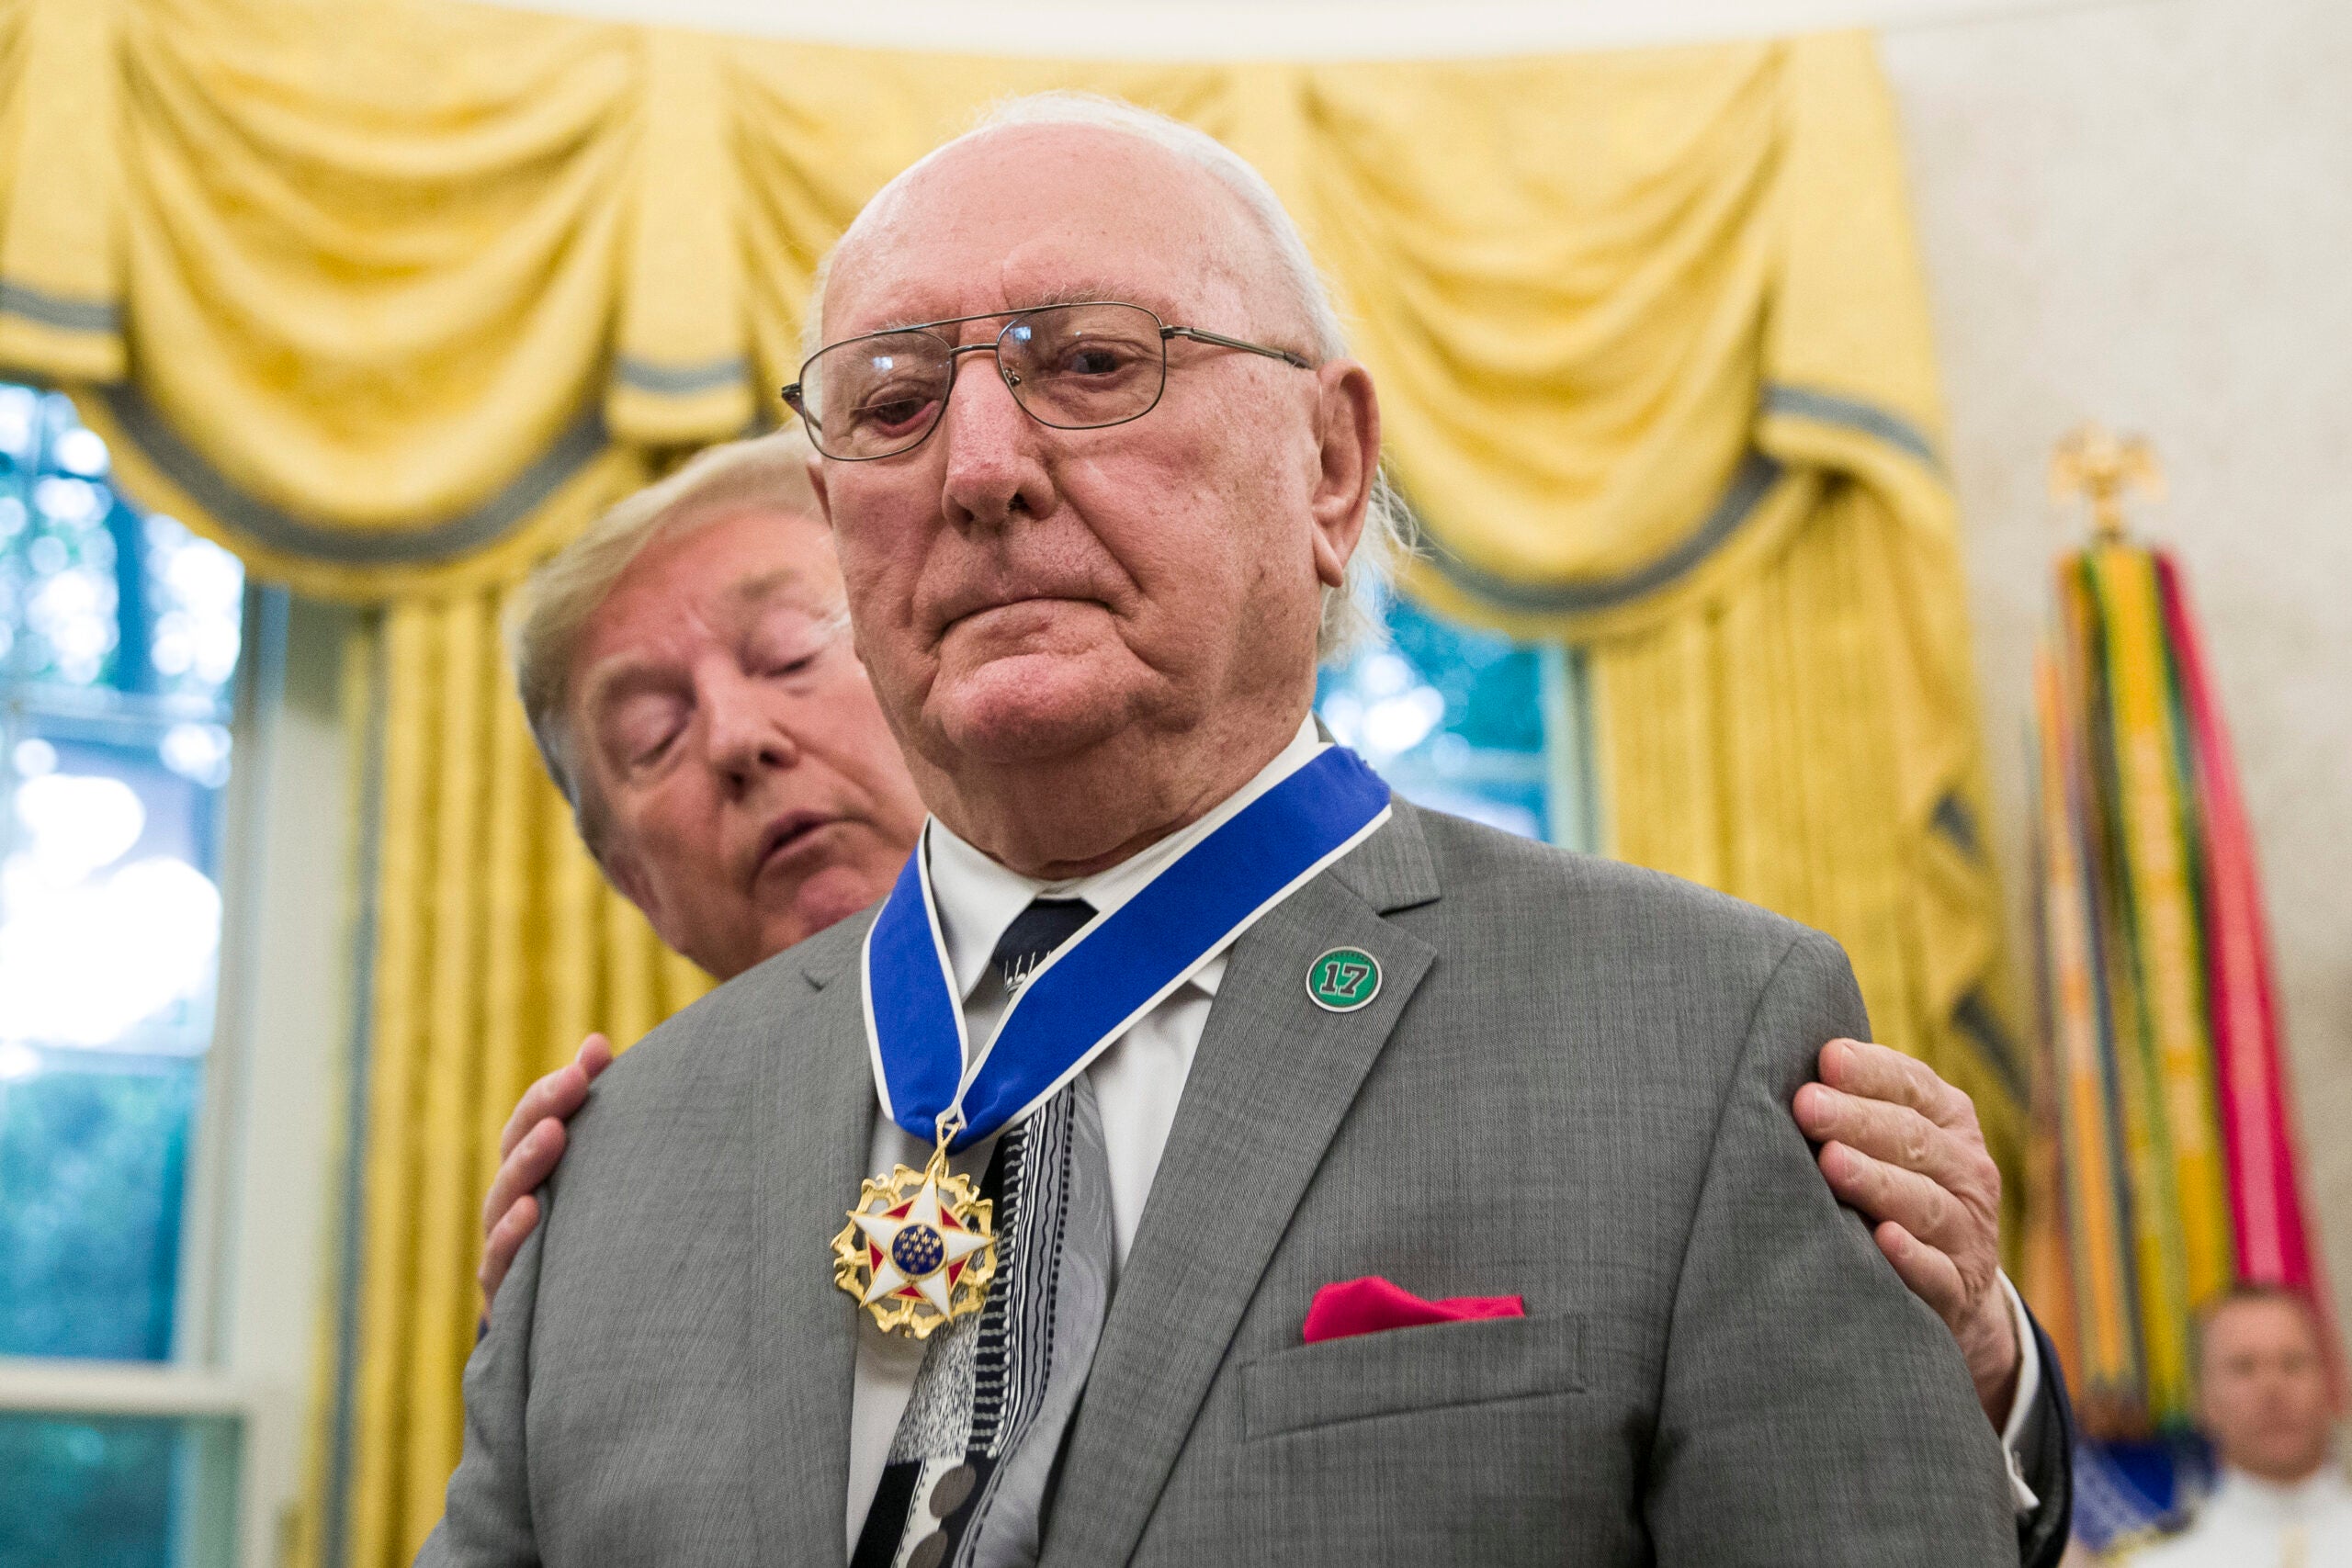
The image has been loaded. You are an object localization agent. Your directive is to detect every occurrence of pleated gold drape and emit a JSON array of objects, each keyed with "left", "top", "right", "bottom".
[
  {"left": 1594, "top": 483, "right": 2021, "bottom": 1223},
  {"left": 315, "top": 588, "right": 714, "bottom": 1568},
  {"left": 0, "top": 0, "right": 659, "bottom": 596},
  {"left": 1321, "top": 36, "right": 2023, "bottom": 1216},
  {"left": 0, "top": 5, "right": 2022, "bottom": 1562}
]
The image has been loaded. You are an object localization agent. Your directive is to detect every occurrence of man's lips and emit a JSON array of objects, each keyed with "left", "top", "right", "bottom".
[
  {"left": 750, "top": 810, "right": 837, "bottom": 885},
  {"left": 934, "top": 591, "right": 1101, "bottom": 637}
]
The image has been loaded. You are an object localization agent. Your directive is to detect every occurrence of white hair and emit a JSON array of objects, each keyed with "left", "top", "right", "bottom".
[{"left": 805, "top": 91, "right": 1408, "bottom": 663}]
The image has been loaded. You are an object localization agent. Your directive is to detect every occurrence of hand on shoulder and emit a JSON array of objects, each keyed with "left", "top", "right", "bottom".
[
  {"left": 1792, "top": 1038, "right": 2019, "bottom": 1423},
  {"left": 478, "top": 1032, "right": 613, "bottom": 1325}
]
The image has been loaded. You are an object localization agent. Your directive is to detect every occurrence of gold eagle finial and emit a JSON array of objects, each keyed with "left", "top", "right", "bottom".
[{"left": 2051, "top": 423, "right": 2164, "bottom": 546}]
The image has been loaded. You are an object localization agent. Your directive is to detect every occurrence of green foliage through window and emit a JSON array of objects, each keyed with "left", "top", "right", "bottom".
[
  {"left": 1317, "top": 592, "right": 1566, "bottom": 842},
  {"left": 0, "top": 385, "right": 243, "bottom": 1367},
  {"left": 0, "top": 1413, "right": 223, "bottom": 1568}
]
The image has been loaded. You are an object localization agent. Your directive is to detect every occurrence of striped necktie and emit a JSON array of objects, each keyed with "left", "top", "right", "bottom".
[{"left": 851, "top": 897, "right": 1114, "bottom": 1568}]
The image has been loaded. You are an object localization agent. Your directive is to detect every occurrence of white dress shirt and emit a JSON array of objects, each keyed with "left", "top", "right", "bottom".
[
  {"left": 2132, "top": 1466, "right": 2352, "bottom": 1566},
  {"left": 1997, "top": 1271, "right": 2044, "bottom": 1511},
  {"left": 844, "top": 717, "right": 1325, "bottom": 1549},
  {"left": 839, "top": 714, "right": 2045, "bottom": 1547}
]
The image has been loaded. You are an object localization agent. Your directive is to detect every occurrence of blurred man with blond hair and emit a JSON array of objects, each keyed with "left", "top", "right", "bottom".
[{"left": 467, "top": 427, "right": 929, "bottom": 1281}]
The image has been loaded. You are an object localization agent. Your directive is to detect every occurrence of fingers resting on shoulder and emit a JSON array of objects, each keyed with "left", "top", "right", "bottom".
[
  {"left": 494, "top": 1033, "right": 614, "bottom": 1164},
  {"left": 1791, "top": 1040, "right": 2004, "bottom": 1308},
  {"left": 1792, "top": 1037, "right": 2019, "bottom": 1416},
  {"left": 1794, "top": 1039, "right": 2002, "bottom": 1252},
  {"left": 480, "top": 1032, "right": 613, "bottom": 1321}
]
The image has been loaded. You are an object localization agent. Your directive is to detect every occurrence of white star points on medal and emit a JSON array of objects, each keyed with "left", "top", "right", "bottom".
[{"left": 850, "top": 1174, "right": 989, "bottom": 1316}]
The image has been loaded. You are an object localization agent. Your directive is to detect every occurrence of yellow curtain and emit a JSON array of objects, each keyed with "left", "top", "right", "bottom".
[
  {"left": 300, "top": 590, "right": 715, "bottom": 1568},
  {"left": 1594, "top": 484, "right": 2024, "bottom": 1229},
  {"left": 1306, "top": 34, "right": 2026, "bottom": 1213},
  {"left": 0, "top": 0, "right": 711, "bottom": 597},
  {"left": 0, "top": 5, "right": 2021, "bottom": 1561}
]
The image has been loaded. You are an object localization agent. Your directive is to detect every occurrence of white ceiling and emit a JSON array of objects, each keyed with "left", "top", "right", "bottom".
[{"left": 481, "top": 0, "right": 2152, "bottom": 61}]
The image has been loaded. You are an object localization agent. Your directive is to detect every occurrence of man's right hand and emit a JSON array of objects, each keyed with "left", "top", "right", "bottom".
[
  {"left": 1793, "top": 1039, "right": 2017, "bottom": 1423},
  {"left": 478, "top": 1032, "right": 612, "bottom": 1324}
]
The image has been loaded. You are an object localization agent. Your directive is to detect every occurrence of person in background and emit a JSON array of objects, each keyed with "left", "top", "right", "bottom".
[
  {"left": 475, "top": 429, "right": 931, "bottom": 1277},
  {"left": 481, "top": 400, "right": 2068, "bottom": 1561},
  {"left": 2131, "top": 1286, "right": 2349, "bottom": 1565}
]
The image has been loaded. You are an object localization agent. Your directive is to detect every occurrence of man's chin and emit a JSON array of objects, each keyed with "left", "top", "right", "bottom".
[
  {"left": 924, "top": 658, "right": 1136, "bottom": 764},
  {"left": 720, "top": 886, "right": 871, "bottom": 977},
  {"left": 772, "top": 892, "right": 857, "bottom": 950}
]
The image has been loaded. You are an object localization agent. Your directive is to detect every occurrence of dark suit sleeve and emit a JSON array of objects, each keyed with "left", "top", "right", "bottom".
[
  {"left": 2015, "top": 1308, "right": 2077, "bottom": 1568},
  {"left": 1645, "top": 931, "right": 2016, "bottom": 1564},
  {"left": 414, "top": 1206, "right": 546, "bottom": 1566}
]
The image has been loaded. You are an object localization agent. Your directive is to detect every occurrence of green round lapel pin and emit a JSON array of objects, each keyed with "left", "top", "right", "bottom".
[{"left": 1306, "top": 946, "right": 1382, "bottom": 1013}]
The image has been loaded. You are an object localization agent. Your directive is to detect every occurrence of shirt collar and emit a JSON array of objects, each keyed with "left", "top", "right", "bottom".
[{"left": 923, "top": 714, "right": 1325, "bottom": 1001}]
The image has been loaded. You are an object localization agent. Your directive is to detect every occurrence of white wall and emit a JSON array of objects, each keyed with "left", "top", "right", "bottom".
[{"left": 1882, "top": 0, "right": 2352, "bottom": 1337}]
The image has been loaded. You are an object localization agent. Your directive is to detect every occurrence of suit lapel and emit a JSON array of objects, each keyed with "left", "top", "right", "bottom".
[
  {"left": 748, "top": 930, "right": 878, "bottom": 1562},
  {"left": 1039, "top": 807, "right": 1442, "bottom": 1567}
]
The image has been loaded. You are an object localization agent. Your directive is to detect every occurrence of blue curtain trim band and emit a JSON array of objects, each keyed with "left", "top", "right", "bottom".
[
  {"left": 1427, "top": 447, "right": 1782, "bottom": 614},
  {"left": 613, "top": 353, "right": 750, "bottom": 397},
  {"left": 1932, "top": 789, "right": 1983, "bottom": 860},
  {"left": 1424, "top": 385, "right": 1939, "bottom": 615},
  {"left": 1952, "top": 987, "right": 2028, "bottom": 1100},
  {"left": 1761, "top": 383, "right": 1941, "bottom": 471},
  {"left": 0, "top": 279, "right": 121, "bottom": 334},
  {"left": 101, "top": 380, "right": 608, "bottom": 567}
]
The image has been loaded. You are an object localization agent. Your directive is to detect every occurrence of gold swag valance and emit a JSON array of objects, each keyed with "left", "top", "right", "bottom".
[{"left": 0, "top": 0, "right": 1939, "bottom": 631}]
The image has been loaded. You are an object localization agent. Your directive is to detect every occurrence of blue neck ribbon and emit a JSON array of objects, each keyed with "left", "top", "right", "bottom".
[{"left": 862, "top": 744, "right": 1392, "bottom": 1150}]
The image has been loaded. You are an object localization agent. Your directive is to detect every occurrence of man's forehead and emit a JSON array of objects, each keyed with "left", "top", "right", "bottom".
[
  {"left": 719, "top": 562, "right": 811, "bottom": 604},
  {"left": 2207, "top": 1294, "right": 2323, "bottom": 1351},
  {"left": 824, "top": 126, "right": 1257, "bottom": 338},
  {"left": 856, "top": 277, "right": 1179, "bottom": 336},
  {"left": 634, "top": 507, "right": 830, "bottom": 595},
  {"left": 577, "top": 516, "right": 833, "bottom": 678}
]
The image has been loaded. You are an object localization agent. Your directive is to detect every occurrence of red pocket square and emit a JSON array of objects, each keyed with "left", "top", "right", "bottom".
[{"left": 1301, "top": 1275, "right": 1526, "bottom": 1344}]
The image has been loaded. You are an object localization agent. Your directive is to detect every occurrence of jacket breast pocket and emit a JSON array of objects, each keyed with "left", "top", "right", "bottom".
[{"left": 1239, "top": 1312, "right": 1584, "bottom": 1441}]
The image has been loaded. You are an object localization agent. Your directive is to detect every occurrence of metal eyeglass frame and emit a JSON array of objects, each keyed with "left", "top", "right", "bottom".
[{"left": 780, "top": 300, "right": 1315, "bottom": 461}]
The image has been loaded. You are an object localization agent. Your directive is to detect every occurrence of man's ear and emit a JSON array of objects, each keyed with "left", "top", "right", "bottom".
[{"left": 1307, "top": 360, "right": 1381, "bottom": 591}]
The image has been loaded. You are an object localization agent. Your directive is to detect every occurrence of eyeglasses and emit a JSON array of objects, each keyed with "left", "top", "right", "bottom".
[{"left": 781, "top": 300, "right": 1313, "bottom": 462}]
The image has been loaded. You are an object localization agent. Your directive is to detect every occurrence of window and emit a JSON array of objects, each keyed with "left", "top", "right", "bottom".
[
  {"left": 0, "top": 387, "right": 251, "bottom": 1568},
  {"left": 1317, "top": 592, "right": 1595, "bottom": 850}
]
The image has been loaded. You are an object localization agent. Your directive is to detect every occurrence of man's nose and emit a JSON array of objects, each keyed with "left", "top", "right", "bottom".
[
  {"left": 937, "top": 346, "right": 1055, "bottom": 531},
  {"left": 701, "top": 669, "right": 799, "bottom": 789}
]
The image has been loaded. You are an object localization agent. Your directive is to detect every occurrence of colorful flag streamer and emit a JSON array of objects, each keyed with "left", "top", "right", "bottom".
[{"left": 2025, "top": 543, "right": 2336, "bottom": 1446}]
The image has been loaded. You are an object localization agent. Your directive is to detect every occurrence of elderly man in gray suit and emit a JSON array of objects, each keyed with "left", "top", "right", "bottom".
[{"left": 425, "top": 95, "right": 2039, "bottom": 1566}]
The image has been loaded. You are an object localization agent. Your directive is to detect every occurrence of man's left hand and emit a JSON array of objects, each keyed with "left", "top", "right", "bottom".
[{"left": 1793, "top": 1038, "right": 2018, "bottom": 1426}]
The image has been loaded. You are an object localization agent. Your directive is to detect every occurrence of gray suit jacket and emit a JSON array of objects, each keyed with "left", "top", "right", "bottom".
[{"left": 422, "top": 801, "right": 2014, "bottom": 1565}]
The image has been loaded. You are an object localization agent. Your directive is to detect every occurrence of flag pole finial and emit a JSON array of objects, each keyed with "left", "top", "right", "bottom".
[{"left": 2052, "top": 423, "right": 2165, "bottom": 546}]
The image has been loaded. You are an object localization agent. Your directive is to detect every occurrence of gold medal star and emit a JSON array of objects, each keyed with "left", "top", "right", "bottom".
[
  {"left": 849, "top": 1173, "right": 991, "bottom": 1316},
  {"left": 832, "top": 1148, "right": 998, "bottom": 1337}
]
